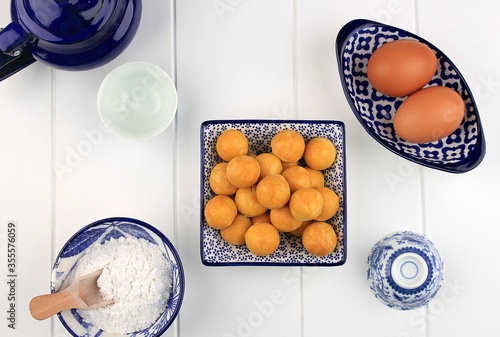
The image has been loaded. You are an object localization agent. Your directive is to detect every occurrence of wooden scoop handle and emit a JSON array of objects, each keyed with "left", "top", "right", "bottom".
[{"left": 29, "top": 289, "right": 83, "bottom": 320}]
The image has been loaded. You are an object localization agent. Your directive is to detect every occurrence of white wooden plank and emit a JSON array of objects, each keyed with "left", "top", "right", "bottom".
[
  {"left": 52, "top": 1, "right": 177, "bottom": 336},
  {"left": 175, "top": 1, "right": 301, "bottom": 336},
  {"left": 295, "top": 1, "right": 426, "bottom": 336},
  {"left": 419, "top": 1, "right": 500, "bottom": 336},
  {"left": 0, "top": 5, "right": 53, "bottom": 334}
]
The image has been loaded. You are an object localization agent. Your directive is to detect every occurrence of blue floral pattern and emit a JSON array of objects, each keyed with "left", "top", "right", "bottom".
[
  {"left": 367, "top": 231, "right": 444, "bottom": 310},
  {"left": 51, "top": 218, "right": 184, "bottom": 337},
  {"left": 336, "top": 19, "right": 485, "bottom": 173},
  {"left": 200, "top": 120, "right": 346, "bottom": 266}
]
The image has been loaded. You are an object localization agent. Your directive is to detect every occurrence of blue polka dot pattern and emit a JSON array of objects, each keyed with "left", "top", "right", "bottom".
[{"left": 200, "top": 120, "right": 346, "bottom": 266}]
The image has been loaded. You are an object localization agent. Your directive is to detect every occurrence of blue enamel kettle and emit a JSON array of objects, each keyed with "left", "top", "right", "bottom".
[{"left": 0, "top": 0, "right": 142, "bottom": 81}]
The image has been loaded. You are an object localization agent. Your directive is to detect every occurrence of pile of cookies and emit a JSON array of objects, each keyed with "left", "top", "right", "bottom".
[{"left": 204, "top": 128, "right": 340, "bottom": 257}]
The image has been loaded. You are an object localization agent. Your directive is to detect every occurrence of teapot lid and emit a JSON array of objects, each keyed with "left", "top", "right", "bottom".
[{"left": 15, "top": 0, "right": 119, "bottom": 44}]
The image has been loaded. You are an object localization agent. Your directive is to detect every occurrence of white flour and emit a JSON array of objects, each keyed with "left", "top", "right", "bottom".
[{"left": 71, "top": 236, "right": 172, "bottom": 334}]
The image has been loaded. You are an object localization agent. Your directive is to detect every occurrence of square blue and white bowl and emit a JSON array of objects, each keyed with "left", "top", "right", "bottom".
[
  {"left": 51, "top": 217, "right": 185, "bottom": 337},
  {"left": 200, "top": 120, "right": 347, "bottom": 266}
]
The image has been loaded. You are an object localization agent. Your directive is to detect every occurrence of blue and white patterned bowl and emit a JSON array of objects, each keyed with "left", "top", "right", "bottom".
[
  {"left": 51, "top": 217, "right": 184, "bottom": 337},
  {"left": 367, "top": 231, "right": 444, "bottom": 310},
  {"left": 200, "top": 120, "right": 347, "bottom": 266},
  {"left": 336, "top": 19, "right": 486, "bottom": 173}
]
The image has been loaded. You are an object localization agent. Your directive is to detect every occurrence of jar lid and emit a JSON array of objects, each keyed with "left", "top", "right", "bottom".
[{"left": 15, "top": 0, "right": 120, "bottom": 43}]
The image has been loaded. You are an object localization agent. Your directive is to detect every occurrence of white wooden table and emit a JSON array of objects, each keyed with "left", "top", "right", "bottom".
[{"left": 1, "top": 1, "right": 499, "bottom": 336}]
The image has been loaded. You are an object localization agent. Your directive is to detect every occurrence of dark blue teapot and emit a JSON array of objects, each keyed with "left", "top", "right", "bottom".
[{"left": 0, "top": 0, "right": 142, "bottom": 81}]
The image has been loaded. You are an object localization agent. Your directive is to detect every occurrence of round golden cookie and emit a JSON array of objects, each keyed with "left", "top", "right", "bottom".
[
  {"left": 290, "top": 220, "right": 313, "bottom": 237},
  {"left": 289, "top": 188, "right": 324, "bottom": 221},
  {"left": 303, "top": 137, "right": 337, "bottom": 170},
  {"left": 255, "top": 174, "right": 290, "bottom": 209},
  {"left": 251, "top": 211, "right": 271, "bottom": 225},
  {"left": 220, "top": 213, "right": 252, "bottom": 245},
  {"left": 271, "top": 130, "right": 305, "bottom": 163},
  {"left": 216, "top": 129, "right": 248, "bottom": 161},
  {"left": 315, "top": 187, "right": 340, "bottom": 221},
  {"left": 305, "top": 167, "right": 325, "bottom": 188},
  {"left": 270, "top": 205, "right": 303, "bottom": 232},
  {"left": 235, "top": 187, "right": 267, "bottom": 217},
  {"left": 204, "top": 195, "right": 237, "bottom": 229},
  {"left": 226, "top": 155, "right": 260, "bottom": 188},
  {"left": 281, "top": 160, "right": 299, "bottom": 170},
  {"left": 255, "top": 153, "right": 283, "bottom": 181},
  {"left": 302, "top": 221, "right": 337, "bottom": 257},
  {"left": 244, "top": 222, "right": 280, "bottom": 256},
  {"left": 209, "top": 162, "right": 237, "bottom": 196},
  {"left": 282, "top": 166, "right": 312, "bottom": 193}
]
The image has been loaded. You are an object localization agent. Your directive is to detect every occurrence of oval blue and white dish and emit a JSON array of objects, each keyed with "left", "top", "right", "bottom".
[
  {"left": 367, "top": 231, "right": 444, "bottom": 310},
  {"left": 336, "top": 19, "right": 486, "bottom": 173},
  {"left": 51, "top": 217, "right": 184, "bottom": 337},
  {"left": 200, "top": 120, "right": 347, "bottom": 266}
]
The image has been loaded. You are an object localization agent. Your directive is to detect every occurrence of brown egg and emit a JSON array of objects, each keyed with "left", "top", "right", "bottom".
[
  {"left": 226, "top": 155, "right": 260, "bottom": 188},
  {"left": 367, "top": 39, "right": 438, "bottom": 97},
  {"left": 245, "top": 222, "right": 280, "bottom": 256},
  {"left": 394, "top": 86, "right": 465, "bottom": 143},
  {"left": 216, "top": 129, "right": 248, "bottom": 161}
]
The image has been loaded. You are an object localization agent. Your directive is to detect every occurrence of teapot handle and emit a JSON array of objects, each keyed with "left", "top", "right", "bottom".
[{"left": 0, "top": 20, "right": 37, "bottom": 81}]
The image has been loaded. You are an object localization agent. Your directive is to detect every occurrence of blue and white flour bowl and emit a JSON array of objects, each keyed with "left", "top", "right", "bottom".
[
  {"left": 367, "top": 231, "right": 444, "bottom": 310},
  {"left": 51, "top": 217, "right": 185, "bottom": 337}
]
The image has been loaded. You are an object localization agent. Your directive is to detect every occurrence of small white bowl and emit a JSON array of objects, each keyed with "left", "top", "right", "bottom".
[{"left": 97, "top": 62, "right": 177, "bottom": 140}]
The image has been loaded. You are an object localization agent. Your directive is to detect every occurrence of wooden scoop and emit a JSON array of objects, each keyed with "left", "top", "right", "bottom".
[{"left": 30, "top": 269, "right": 113, "bottom": 320}]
